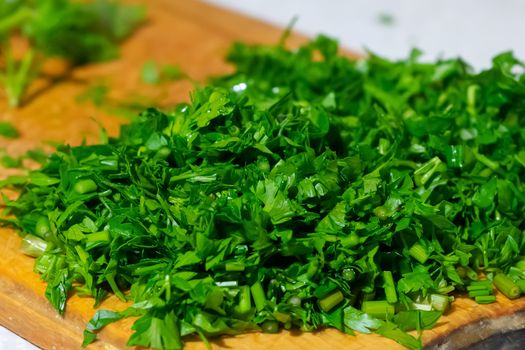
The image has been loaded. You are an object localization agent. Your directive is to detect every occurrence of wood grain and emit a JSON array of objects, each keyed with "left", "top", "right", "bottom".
[{"left": 1, "top": 1, "right": 525, "bottom": 349}]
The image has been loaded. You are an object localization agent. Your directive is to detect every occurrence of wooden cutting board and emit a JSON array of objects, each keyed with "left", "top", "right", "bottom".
[{"left": 1, "top": 1, "right": 525, "bottom": 349}]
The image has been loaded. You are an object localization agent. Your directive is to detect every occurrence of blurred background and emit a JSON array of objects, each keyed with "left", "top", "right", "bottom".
[{"left": 207, "top": 0, "right": 525, "bottom": 70}]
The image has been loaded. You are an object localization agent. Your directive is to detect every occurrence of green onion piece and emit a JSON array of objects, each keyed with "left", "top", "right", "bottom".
[
  {"left": 382, "top": 271, "right": 398, "bottom": 304},
  {"left": 225, "top": 262, "right": 245, "bottom": 272},
  {"left": 469, "top": 280, "right": 492, "bottom": 288},
  {"left": 74, "top": 179, "right": 98, "bottom": 194},
  {"left": 468, "top": 289, "right": 491, "bottom": 298},
  {"left": 261, "top": 320, "right": 279, "bottom": 333},
  {"left": 515, "top": 260, "right": 525, "bottom": 271},
  {"left": 515, "top": 280, "right": 525, "bottom": 294},
  {"left": 466, "top": 285, "right": 492, "bottom": 292},
  {"left": 361, "top": 292, "right": 376, "bottom": 302},
  {"left": 306, "top": 260, "right": 319, "bottom": 279},
  {"left": 215, "top": 281, "right": 238, "bottom": 288},
  {"left": 409, "top": 242, "right": 429, "bottom": 263},
  {"left": 361, "top": 300, "right": 395, "bottom": 319},
  {"left": 465, "top": 266, "right": 478, "bottom": 281},
  {"left": 234, "top": 286, "right": 251, "bottom": 315},
  {"left": 508, "top": 266, "right": 525, "bottom": 278},
  {"left": 288, "top": 295, "right": 301, "bottom": 307},
  {"left": 20, "top": 234, "right": 48, "bottom": 257},
  {"left": 273, "top": 311, "right": 291, "bottom": 323},
  {"left": 85, "top": 230, "right": 110, "bottom": 243},
  {"left": 430, "top": 294, "right": 450, "bottom": 312},
  {"left": 342, "top": 268, "right": 355, "bottom": 281},
  {"left": 494, "top": 273, "right": 521, "bottom": 300},
  {"left": 318, "top": 290, "right": 344, "bottom": 313},
  {"left": 456, "top": 266, "right": 467, "bottom": 279},
  {"left": 475, "top": 295, "right": 497, "bottom": 304},
  {"left": 134, "top": 263, "right": 168, "bottom": 276},
  {"left": 251, "top": 281, "right": 267, "bottom": 311},
  {"left": 35, "top": 216, "right": 51, "bottom": 239}
]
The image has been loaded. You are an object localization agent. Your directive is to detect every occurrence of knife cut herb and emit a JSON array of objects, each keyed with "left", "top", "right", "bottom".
[{"left": 2, "top": 36, "right": 525, "bottom": 350}]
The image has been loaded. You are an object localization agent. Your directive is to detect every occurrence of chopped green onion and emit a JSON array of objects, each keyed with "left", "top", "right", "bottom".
[
  {"left": 494, "top": 274, "right": 521, "bottom": 300},
  {"left": 409, "top": 242, "right": 429, "bottom": 263},
  {"left": 251, "top": 281, "right": 266, "bottom": 311},
  {"left": 469, "top": 280, "right": 492, "bottom": 288},
  {"left": 430, "top": 294, "right": 450, "bottom": 312},
  {"left": 74, "top": 179, "right": 98, "bottom": 194},
  {"left": 468, "top": 289, "right": 491, "bottom": 298},
  {"left": 515, "top": 280, "right": 525, "bottom": 294},
  {"left": 475, "top": 295, "right": 497, "bottom": 304},
  {"left": 20, "top": 234, "right": 48, "bottom": 257},
  {"left": 361, "top": 300, "right": 395, "bottom": 319},
  {"left": 318, "top": 290, "right": 344, "bottom": 313},
  {"left": 465, "top": 266, "right": 478, "bottom": 281},
  {"left": 515, "top": 260, "right": 525, "bottom": 271},
  {"left": 234, "top": 286, "right": 251, "bottom": 315},
  {"left": 273, "top": 311, "right": 291, "bottom": 323},
  {"left": 382, "top": 271, "right": 398, "bottom": 304},
  {"left": 261, "top": 320, "right": 279, "bottom": 333},
  {"left": 215, "top": 281, "right": 238, "bottom": 288},
  {"left": 225, "top": 262, "right": 245, "bottom": 272}
]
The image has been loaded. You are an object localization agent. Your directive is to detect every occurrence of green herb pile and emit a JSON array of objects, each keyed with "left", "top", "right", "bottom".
[
  {"left": 2, "top": 36, "right": 525, "bottom": 350},
  {"left": 0, "top": 0, "right": 145, "bottom": 107}
]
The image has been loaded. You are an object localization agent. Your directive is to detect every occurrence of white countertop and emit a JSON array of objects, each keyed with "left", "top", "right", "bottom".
[
  {"left": 207, "top": 0, "right": 525, "bottom": 70},
  {"left": 2, "top": 1, "right": 524, "bottom": 349}
]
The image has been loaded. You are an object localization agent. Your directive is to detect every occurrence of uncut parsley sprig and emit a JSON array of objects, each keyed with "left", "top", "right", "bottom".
[
  {"left": 2, "top": 36, "right": 525, "bottom": 350},
  {"left": 0, "top": 0, "right": 145, "bottom": 107}
]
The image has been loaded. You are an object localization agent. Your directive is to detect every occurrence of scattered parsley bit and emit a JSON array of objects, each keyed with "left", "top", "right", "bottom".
[
  {"left": 0, "top": 121, "right": 19, "bottom": 138},
  {"left": 141, "top": 61, "right": 185, "bottom": 85},
  {"left": 377, "top": 12, "right": 396, "bottom": 26},
  {"left": 2, "top": 35, "right": 525, "bottom": 350}
]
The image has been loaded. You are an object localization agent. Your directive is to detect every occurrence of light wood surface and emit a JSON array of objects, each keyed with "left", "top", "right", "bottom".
[{"left": 1, "top": 1, "right": 525, "bottom": 349}]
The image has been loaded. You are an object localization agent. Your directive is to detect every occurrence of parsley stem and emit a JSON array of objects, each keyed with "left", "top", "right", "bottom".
[
  {"left": 3, "top": 48, "right": 36, "bottom": 107},
  {"left": 251, "top": 281, "right": 266, "bottom": 311},
  {"left": 494, "top": 273, "right": 521, "bottom": 299},
  {"left": 408, "top": 242, "right": 429, "bottom": 264},
  {"left": 0, "top": 7, "right": 33, "bottom": 34},
  {"left": 318, "top": 289, "right": 344, "bottom": 312},
  {"left": 106, "top": 273, "right": 126, "bottom": 301},
  {"left": 361, "top": 300, "right": 395, "bottom": 319},
  {"left": 382, "top": 271, "right": 398, "bottom": 304}
]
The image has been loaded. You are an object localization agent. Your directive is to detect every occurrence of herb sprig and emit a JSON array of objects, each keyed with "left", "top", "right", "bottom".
[
  {"left": 2, "top": 36, "right": 525, "bottom": 350},
  {"left": 0, "top": 0, "right": 145, "bottom": 107}
]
